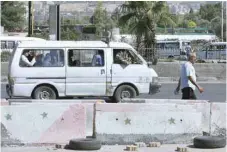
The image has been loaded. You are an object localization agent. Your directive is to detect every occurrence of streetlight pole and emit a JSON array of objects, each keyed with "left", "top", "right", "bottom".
[
  {"left": 221, "top": 1, "right": 223, "bottom": 42},
  {"left": 48, "top": 2, "right": 61, "bottom": 40},
  {"left": 28, "top": 1, "right": 33, "bottom": 37},
  {"left": 56, "top": 4, "right": 60, "bottom": 40}
]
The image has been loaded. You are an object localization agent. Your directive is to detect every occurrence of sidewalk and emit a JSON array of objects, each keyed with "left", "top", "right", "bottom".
[{"left": 1, "top": 145, "right": 226, "bottom": 152}]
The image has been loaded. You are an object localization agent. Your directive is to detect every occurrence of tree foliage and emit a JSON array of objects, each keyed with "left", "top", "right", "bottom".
[
  {"left": 199, "top": 3, "right": 223, "bottom": 22},
  {"left": 175, "top": 2, "right": 226, "bottom": 41},
  {"left": 118, "top": 1, "right": 175, "bottom": 62},
  {"left": 61, "top": 28, "right": 79, "bottom": 40},
  {"left": 1, "top": 1, "right": 26, "bottom": 31},
  {"left": 187, "top": 20, "right": 197, "bottom": 28},
  {"left": 93, "top": 2, "right": 116, "bottom": 37}
]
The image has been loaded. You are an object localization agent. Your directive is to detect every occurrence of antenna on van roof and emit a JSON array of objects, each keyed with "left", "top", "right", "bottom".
[{"left": 101, "top": 30, "right": 111, "bottom": 47}]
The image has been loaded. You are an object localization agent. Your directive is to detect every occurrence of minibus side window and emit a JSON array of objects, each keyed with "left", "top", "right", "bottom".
[
  {"left": 19, "top": 49, "right": 64, "bottom": 67},
  {"left": 113, "top": 49, "right": 142, "bottom": 65},
  {"left": 68, "top": 49, "right": 104, "bottom": 67}
]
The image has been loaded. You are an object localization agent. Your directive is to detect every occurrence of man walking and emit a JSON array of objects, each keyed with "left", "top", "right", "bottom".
[{"left": 175, "top": 52, "right": 204, "bottom": 99}]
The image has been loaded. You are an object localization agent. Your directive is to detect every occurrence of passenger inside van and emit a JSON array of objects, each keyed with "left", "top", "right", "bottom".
[
  {"left": 92, "top": 50, "right": 104, "bottom": 66},
  {"left": 43, "top": 53, "right": 52, "bottom": 67},
  {"left": 34, "top": 54, "right": 43, "bottom": 67},
  {"left": 27, "top": 51, "right": 35, "bottom": 62},
  {"left": 114, "top": 49, "right": 132, "bottom": 65},
  {"left": 50, "top": 50, "right": 58, "bottom": 65},
  {"left": 68, "top": 51, "right": 80, "bottom": 66},
  {"left": 20, "top": 50, "right": 36, "bottom": 67}
]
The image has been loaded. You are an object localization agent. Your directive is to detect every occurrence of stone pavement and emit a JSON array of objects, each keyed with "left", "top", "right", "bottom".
[{"left": 1, "top": 145, "right": 226, "bottom": 152}]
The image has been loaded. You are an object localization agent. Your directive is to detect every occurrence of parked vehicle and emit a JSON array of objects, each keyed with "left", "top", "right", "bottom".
[
  {"left": 6, "top": 40, "right": 161, "bottom": 102},
  {"left": 0, "top": 36, "right": 46, "bottom": 52},
  {"left": 196, "top": 42, "right": 227, "bottom": 60},
  {"left": 156, "top": 40, "right": 190, "bottom": 58}
]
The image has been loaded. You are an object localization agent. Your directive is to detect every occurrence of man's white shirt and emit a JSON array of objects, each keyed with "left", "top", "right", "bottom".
[
  {"left": 21, "top": 55, "right": 36, "bottom": 67},
  {"left": 180, "top": 61, "right": 196, "bottom": 90}
]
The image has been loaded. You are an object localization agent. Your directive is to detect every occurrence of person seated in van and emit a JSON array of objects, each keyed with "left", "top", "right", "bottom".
[
  {"left": 50, "top": 50, "right": 58, "bottom": 66},
  {"left": 59, "top": 51, "right": 64, "bottom": 65},
  {"left": 115, "top": 50, "right": 132, "bottom": 65},
  {"left": 43, "top": 53, "right": 52, "bottom": 67},
  {"left": 34, "top": 54, "right": 44, "bottom": 67},
  {"left": 92, "top": 50, "right": 103, "bottom": 66},
  {"left": 51, "top": 56, "right": 58, "bottom": 66},
  {"left": 21, "top": 50, "right": 36, "bottom": 67},
  {"left": 27, "top": 51, "right": 34, "bottom": 62}
]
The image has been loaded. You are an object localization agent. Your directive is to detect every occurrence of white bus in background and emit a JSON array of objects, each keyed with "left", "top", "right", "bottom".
[
  {"left": 156, "top": 40, "right": 190, "bottom": 58},
  {"left": 0, "top": 36, "right": 46, "bottom": 52},
  {"left": 112, "top": 34, "right": 192, "bottom": 59},
  {"left": 197, "top": 42, "right": 227, "bottom": 60}
]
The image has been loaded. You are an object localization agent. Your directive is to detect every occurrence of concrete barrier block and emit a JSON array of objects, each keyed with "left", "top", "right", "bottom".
[
  {"left": 1, "top": 99, "right": 9, "bottom": 106},
  {"left": 210, "top": 102, "right": 226, "bottom": 136},
  {"left": 7, "top": 99, "right": 105, "bottom": 137},
  {"left": 1, "top": 103, "right": 86, "bottom": 145},
  {"left": 94, "top": 101, "right": 210, "bottom": 144}
]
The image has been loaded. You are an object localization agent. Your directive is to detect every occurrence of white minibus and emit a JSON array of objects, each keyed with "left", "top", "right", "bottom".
[{"left": 6, "top": 40, "right": 161, "bottom": 102}]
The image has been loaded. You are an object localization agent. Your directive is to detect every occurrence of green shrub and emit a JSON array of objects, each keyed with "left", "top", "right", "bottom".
[{"left": 158, "top": 58, "right": 175, "bottom": 62}]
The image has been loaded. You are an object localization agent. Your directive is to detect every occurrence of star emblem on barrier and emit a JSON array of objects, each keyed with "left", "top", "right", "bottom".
[
  {"left": 5, "top": 114, "right": 12, "bottom": 120},
  {"left": 125, "top": 118, "right": 131, "bottom": 125},
  {"left": 168, "top": 117, "right": 175, "bottom": 125},
  {"left": 41, "top": 112, "right": 48, "bottom": 119}
]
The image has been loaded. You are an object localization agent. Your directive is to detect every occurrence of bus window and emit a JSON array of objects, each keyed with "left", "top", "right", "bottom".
[
  {"left": 216, "top": 45, "right": 226, "bottom": 50},
  {"left": 1, "top": 41, "right": 6, "bottom": 49},
  {"left": 7, "top": 41, "right": 15, "bottom": 49}
]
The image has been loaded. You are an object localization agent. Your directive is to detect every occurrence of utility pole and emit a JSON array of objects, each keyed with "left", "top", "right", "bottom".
[
  {"left": 221, "top": 1, "right": 224, "bottom": 42},
  {"left": 49, "top": 3, "right": 61, "bottom": 40},
  {"left": 56, "top": 4, "right": 60, "bottom": 40},
  {"left": 28, "top": 1, "right": 33, "bottom": 37}
]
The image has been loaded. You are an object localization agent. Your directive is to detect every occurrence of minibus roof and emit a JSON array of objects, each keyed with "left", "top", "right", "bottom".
[{"left": 17, "top": 41, "right": 133, "bottom": 49}]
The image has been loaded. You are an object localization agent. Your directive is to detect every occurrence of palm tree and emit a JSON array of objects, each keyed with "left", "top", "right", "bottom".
[{"left": 118, "top": 1, "right": 175, "bottom": 62}]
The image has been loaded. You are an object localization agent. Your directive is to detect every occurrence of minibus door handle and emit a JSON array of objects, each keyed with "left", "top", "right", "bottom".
[{"left": 101, "top": 69, "right": 105, "bottom": 75}]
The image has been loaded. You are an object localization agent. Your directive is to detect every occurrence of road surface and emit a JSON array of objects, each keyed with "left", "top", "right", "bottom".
[{"left": 1, "top": 83, "right": 226, "bottom": 102}]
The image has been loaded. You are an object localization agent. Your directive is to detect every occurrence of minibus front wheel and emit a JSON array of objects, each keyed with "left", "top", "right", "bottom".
[
  {"left": 113, "top": 85, "right": 137, "bottom": 103},
  {"left": 32, "top": 85, "right": 57, "bottom": 100}
]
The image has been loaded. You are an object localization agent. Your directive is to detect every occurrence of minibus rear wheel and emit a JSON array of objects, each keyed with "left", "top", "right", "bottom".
[
  {"left": 33, "top": 85, "right": 57, "bottom": 100},
  {"left": 113, "top": 85, "right": 137, "bottom": 103}
]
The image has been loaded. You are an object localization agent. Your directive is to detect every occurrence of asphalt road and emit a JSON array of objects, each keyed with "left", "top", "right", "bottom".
[{"left": 1, "top": 83, "right": 226, "bottom": 102}]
